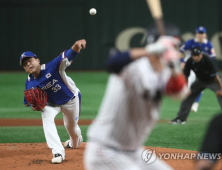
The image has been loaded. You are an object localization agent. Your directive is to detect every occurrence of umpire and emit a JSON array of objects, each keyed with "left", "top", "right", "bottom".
[{"left": 170, "top": 46, "right": 222, "bottom": 124}]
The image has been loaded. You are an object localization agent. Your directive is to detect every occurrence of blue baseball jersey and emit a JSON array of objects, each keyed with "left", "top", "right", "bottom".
[
  {"left": 24, "top": 48, "right": 79, "bottom": 105},
  {"left": 180, "top": 38, "right": 216, "bottom": 58}
]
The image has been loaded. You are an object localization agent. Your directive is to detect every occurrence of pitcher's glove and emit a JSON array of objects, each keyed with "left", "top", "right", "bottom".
[{"left": 24, "top": 87, "right": 47, "bottom": 111}]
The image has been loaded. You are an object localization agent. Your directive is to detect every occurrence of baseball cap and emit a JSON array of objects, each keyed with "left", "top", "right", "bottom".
[
  {"left": 20, "top": 51, "right": 37, "bottom": 66},
  {"left": 196, "top": 26, "right": 207, "bottom": 33},
  {"left": 191, "top": 46, "right": 202, "bottom": 56}
]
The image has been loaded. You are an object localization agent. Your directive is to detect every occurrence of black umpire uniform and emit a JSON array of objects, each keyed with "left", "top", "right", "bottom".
[{"left": 170, "top": 46, "right": 222, "bottom": 124}]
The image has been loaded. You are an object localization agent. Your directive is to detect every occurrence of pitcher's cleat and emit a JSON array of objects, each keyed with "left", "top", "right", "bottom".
[
  {"left": 52, "top": 153, "right": 63, "bottom": 164},
  {"left": 64, "top": 140, "right": 72, "bottom": 148}
]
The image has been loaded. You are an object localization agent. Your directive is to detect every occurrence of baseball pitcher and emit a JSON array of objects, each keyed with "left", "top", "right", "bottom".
[
  {"left": 20, "top": 39, "right": 86, "bottom": 164},
  {"left": 84, "top": 36, "right": 188, "bottom": 170}
]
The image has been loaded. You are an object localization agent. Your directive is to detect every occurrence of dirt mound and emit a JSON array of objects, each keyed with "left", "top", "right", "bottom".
[
  {"left": 1, "top": 143, "right": 221, "bottom": 170},
  {"left": 0, "top": 143, "right": 84, "bottom": 170},
  {"left": 0, "top": 119, "right": 92, "bottom": 126}
]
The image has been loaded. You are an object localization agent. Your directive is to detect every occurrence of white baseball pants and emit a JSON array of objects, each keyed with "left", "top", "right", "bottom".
[
  {"left": 84, "top": 141, "right": 173, "bottom": 170},
  {"left": 41, "top": 88, "right": 82, "bottom": 159}
]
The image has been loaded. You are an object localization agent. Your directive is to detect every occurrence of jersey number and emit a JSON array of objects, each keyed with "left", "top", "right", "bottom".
[{"left": 51, "top": 84, "right": 61, "bottom": 92}]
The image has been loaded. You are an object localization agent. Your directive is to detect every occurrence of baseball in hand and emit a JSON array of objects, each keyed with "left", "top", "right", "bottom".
[{"left": 89, "top": 8, "right": 97, "bottom": 15}]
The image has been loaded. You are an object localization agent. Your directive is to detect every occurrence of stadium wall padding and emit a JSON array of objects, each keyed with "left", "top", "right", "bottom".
[{"left": 1, "top": 0, "right": 222, "bottom": 70}]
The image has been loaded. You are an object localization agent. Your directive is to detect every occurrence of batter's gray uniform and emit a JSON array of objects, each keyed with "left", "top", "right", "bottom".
[{"left": 84, "top": 57, "right": 173, "bottom": 170}]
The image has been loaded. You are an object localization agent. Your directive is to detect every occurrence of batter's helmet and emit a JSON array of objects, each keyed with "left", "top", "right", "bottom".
[{"left": 143, "top": 21, "right": 181, "bottom": 46}]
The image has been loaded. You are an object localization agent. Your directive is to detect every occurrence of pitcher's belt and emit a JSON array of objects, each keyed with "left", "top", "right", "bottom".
[{"left": 47, "top": 96, "right": 75, "bottom": 107}]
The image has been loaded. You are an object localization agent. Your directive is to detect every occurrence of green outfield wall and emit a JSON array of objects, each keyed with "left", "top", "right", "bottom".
[{"left": 1, "top": 0, "right": 222, "bottom": 70}]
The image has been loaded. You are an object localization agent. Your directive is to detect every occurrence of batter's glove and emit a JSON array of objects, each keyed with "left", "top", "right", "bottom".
[{"left": 24, "top": 87, "right": 47, "bottom": 111}]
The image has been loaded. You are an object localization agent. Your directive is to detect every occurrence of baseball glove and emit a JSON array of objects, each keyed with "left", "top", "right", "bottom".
[{"left": 24, "top": 87, "right": 47, "bottom": 111}]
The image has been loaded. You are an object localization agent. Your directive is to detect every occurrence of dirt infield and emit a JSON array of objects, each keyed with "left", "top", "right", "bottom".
[
  {"left": 1, "top": 119, "right": 221, "bottom": 169},
  {"left": 0, "top": 119, "right": 170, "bottom": 126},
  {"left": 0, "top": 119, "right": 92, "bottom": 126},
  {"left": 1, "top": 143, "right": 221, "bottom": 170}
]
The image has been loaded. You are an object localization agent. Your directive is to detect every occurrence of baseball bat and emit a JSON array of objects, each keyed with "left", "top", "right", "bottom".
[{"left": 146, "top": 0, "right": 165, "bottom": 35}]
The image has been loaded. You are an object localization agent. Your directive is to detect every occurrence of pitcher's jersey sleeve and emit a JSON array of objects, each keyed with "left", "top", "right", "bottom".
[{"left": 50, "top": 48, "right": 79, "bottom": 70}]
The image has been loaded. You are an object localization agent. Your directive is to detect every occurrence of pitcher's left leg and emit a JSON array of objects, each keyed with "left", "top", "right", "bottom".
[
  {"left": 42, "top": 106, "right": 65, "bottom": 163},
  {"left": 62, "top": 90, "right": 82, "bottom": 148}
]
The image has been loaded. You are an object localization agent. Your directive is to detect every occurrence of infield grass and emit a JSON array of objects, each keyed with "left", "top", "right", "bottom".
[{"left": 0, "top": 72, "right": 221, "bottom": 150}]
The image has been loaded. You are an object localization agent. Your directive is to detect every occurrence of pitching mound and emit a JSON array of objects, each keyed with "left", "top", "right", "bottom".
[{"left": 1, "top": 143, "right": 221, "bottom": 170}]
